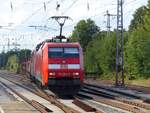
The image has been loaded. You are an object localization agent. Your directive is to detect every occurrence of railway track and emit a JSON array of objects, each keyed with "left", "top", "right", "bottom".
[
  {"left": 84, "top": 83, "right": 150, "bottom": 105},
  {"left": 0, "top": 78, "right": 55, "bottom": 113},
  {"left": 1, "top": 71, "right": 150, "bottom": 113},
  {"left": 84, "top": 86, "right": 150, "bottom": 110},
  {"left": 0, "top": 71, "right": 104, "bottom": 113},
  {"left": 85, "top": 80, "right": 150, "bottom": 94},
  {"left": 84, "top": 83, "right": 150, "bottom": 103},
  {"left": 78, "top": 84, "right": 150, "bottom": 113},
  {"left": 0, "top": 75, "right": 79, "bottom": 113}
]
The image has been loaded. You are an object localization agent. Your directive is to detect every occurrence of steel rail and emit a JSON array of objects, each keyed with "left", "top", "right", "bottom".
[
  {"left": 0, "top": 80, "right": 52, "bottom": 113},
  {"left": 73, "top": 98, "right": 104, "bottom": 113},
  {"left": 0, "top": 73, "right": 80, "bottom": 113},
  {"left": 78, "top": 88, "right": 149, "bottom": 113},
  {"left": 83, "top": 83, "right": 150, "bottom": 110}
]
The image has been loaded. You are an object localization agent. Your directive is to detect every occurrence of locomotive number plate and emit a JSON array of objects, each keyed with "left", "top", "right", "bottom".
[{"left": 60, "top": 64, "right": 68, "bottom": 69}]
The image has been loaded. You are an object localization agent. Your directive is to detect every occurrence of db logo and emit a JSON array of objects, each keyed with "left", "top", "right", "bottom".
[{"left": 62, "top": 60, "right": 66, "bottom": 63}]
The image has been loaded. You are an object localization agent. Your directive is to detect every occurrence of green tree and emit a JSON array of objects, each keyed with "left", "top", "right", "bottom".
[
  {"left": 84, "top": 31, "right": 117, "bottom": 75},
  {"left": 129, "top": 6, "right": 147, "bottom": 31},
  {"left": 125, "top": 0, "right": 150, "bottom": 79},
  {"left": 0, "top": 49, "right": 31, "bottom": 72},
  {"left": 125, "top": 27, "right": 150, "bottom": 79},
  {"left": 84, "top": 32, "right": 102, "bottom": 73},
  {"left": 147, "top": 0, "right": 150, "bottom": 8},
  {"left": 96, "top": 32, "right": 116, "bottom": 75},
  {"left": 71, "top": 19, "right": 99, "bottom": 51},
  {"left": 18, "top": 49, "right": 31, "bottom": 62}
]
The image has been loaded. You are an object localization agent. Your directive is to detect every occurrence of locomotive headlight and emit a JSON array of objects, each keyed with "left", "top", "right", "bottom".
[
  {"left": 73, "top": 72, "right": 79, "bottom": 76},
  {"left": 49, "top": 72, "right": 55, "bottom": 76}
]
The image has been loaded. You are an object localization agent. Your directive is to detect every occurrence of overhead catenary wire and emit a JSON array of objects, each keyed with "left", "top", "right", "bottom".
[
  {"left": 62, "top": 0, "right": 79, "bottom": 15},
  {"left": 15, "top": 0, "right": 141, "bottom": 30},
  {"left": 63, "top": 0, "right": 140, "bottom": 31},
  {"left": 123, "top": 0, "right": 146, "bottom": 18},
  {"left": 0, "top": 0, "right": 147, "bottom": 53},
  {"left": 93, "top": 0, "right": 117, "bottom": 11},
  {"left": 7, "top": 0, "right": 146, "bottom": 28},
  {"left": 51, "top": 0, "right": 141, "bottom": 28},
  {"left": 19, "top": 0, "right": 53, "bottom": 26}
]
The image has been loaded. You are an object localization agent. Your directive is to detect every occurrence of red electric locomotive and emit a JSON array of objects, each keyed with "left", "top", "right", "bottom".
[{"left": 30, "top": 37, "right": 84, "bottom": 95}]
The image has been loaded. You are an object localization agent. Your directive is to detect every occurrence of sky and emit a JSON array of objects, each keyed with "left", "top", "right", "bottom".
[{"left": 0, "top": 0, "right": 148, "bottom": 52}]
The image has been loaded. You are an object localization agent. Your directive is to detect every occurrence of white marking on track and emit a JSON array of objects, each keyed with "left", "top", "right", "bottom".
[{"left": 0, "top": 106, "right": 4, "bottom": 113}]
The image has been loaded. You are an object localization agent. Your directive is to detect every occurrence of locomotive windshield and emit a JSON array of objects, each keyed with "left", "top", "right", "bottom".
[{"left": 48, "top": 47, "right": 79, "bottom": 58}]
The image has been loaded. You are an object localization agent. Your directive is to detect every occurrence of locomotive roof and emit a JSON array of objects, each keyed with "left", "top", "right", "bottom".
[
  {"left": 35, "top": 36, "right": 80, "bottom": 51},
  {"left": 46, "top": 42, "right": 80, "bottom": 47},
  {"left": 35, "top": 41, "right": 80, "bottom": 51}
]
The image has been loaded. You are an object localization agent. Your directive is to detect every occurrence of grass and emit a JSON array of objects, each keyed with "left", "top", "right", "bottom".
[
  {"left": 88, "top": 73, "right": 150, "bottom": 87},
  {"left": 6, "top": 54, "right": 18, "bottom": 73},
  {"left": 125, "top": 79, "right": 150, "bottom": 87}
]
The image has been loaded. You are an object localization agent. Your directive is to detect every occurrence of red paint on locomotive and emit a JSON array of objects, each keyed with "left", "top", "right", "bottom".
[{"left": 30, "top": 41, "right": 84, "bottom": 93}]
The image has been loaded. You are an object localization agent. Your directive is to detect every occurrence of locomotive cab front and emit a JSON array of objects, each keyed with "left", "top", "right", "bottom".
[
  {"left": 47, "top": 43, "right": 84, "bottom": 94},
  {"left": 30, "top": 37, "right": 84, "bottom": 95}
]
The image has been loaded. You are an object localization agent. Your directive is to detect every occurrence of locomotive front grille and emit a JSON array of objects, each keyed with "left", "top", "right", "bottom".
[{"left": 48, "top": 78, "right": 80, "bottom": 86}]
